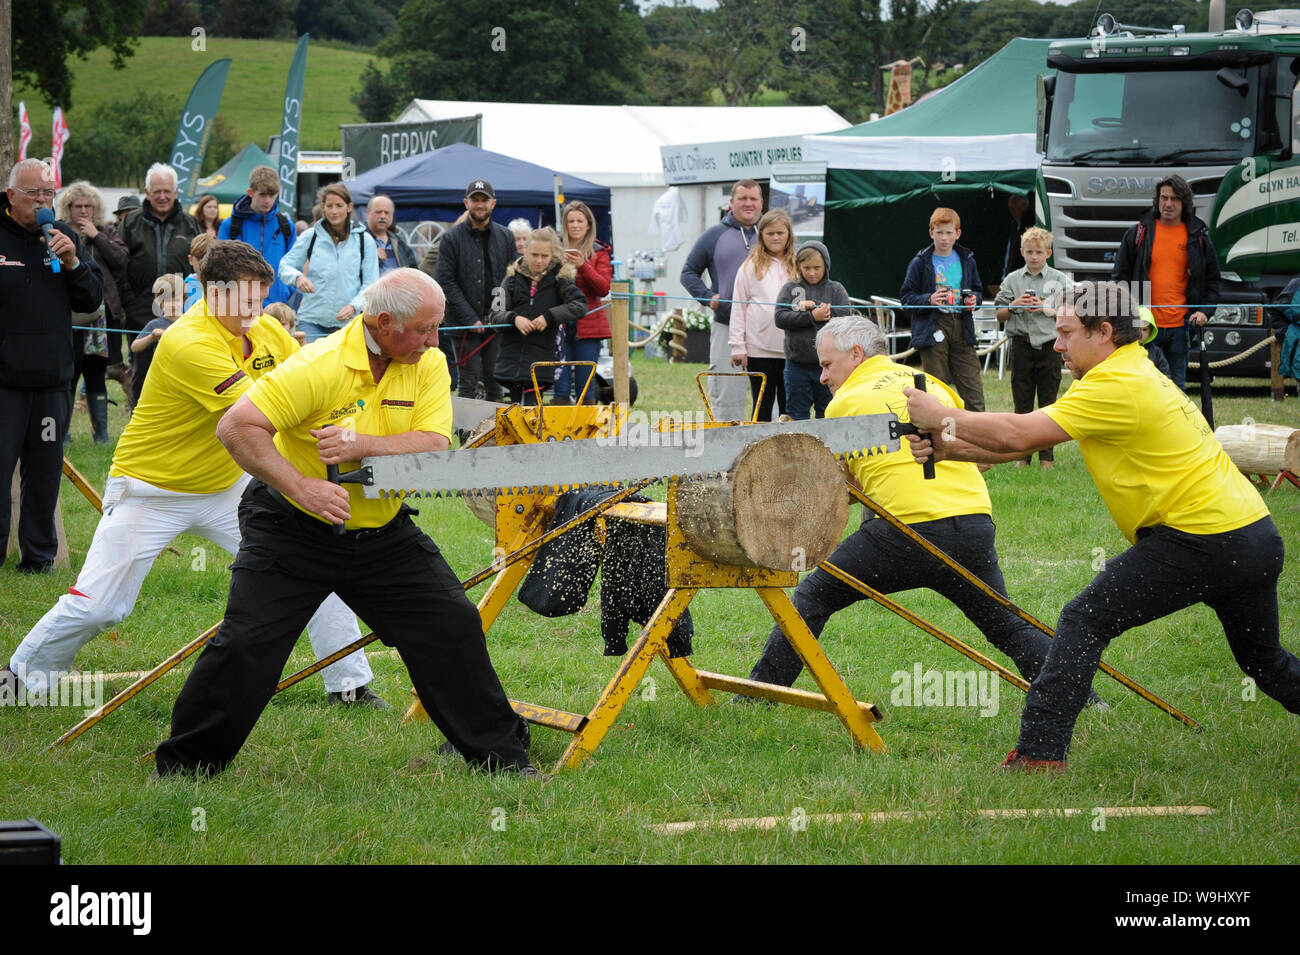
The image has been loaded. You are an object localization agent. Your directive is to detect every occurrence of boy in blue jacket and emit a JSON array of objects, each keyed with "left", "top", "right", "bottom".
[
  {"left": 217, "top": 165, "right": 295, "bottom": 306},
  {"left": 900, "top": 208, "right": 985, "bottom": 412}
]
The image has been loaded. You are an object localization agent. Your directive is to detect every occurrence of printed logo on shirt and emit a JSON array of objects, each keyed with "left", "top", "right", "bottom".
[
  {"left": 251, "top": 354, "right": 276, "bottom": 371},
  {"left": 380, "top": 398, "right": 414, "bottom": 408},
  {"left": 0, "top": 255, "right": 26, "bottom": 267},
  {"left": 213, "top": 370, "right": 246, "bottom": 394},
  {"left": 327, "top": 402, "right": 360, "bottom": 422}
]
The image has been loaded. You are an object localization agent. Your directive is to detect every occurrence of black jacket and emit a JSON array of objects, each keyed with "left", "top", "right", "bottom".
[
  {"left": 899, "top": 243, "right": 984, "bottom": 348},
  {"left": 1111, "top": 210, "right": 1221, "bottom": 319},
  {"left": 0, "top": 197, "right": 104, "bottom": 389},
  {"left": 119, "top": 201, "right": 200, "bottom": 328},
  {"left": 436, "top": 219, "right": 514, "bottom": 329},
  {"left": 491, "top": 258, "right": 586, "bottom": 384}
]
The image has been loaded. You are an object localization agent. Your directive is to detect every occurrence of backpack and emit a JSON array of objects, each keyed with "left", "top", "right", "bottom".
[
  {"left": 229, "top": 210, "right": 294, "bottom": 250},
  {"left": 304, "top": 227, "right": 369, "bottom": 285}
]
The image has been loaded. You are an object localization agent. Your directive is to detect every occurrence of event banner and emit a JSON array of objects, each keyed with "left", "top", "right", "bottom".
[
  {"left": 278, "top": 34, "right": 309, "bottom": 215},
  {"left": 170, "top": 58, "right": 232, "bottom": 204},
  {"left": 340, "top": 116, "right": 481, "bottom": 177}
]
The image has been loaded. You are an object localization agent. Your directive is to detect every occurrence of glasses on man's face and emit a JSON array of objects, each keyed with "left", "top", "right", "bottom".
[{"left": 17, "top": 187, "right": 57, "bottom": 200}]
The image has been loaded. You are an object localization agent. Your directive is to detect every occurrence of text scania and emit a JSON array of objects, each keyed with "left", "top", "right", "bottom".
[
  {"left": 50, "top": 886, "right": 152, "bottom": 936},
  {"left": 1086, "top": 176, "right": 1158, "bottom": 196}
]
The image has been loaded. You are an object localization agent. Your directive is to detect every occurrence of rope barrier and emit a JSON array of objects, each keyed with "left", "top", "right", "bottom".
[{"left": 1186, "top": 334, "right": 1275, "bottom": 370}]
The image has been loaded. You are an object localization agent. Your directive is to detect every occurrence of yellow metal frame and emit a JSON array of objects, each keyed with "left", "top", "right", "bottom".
[{"left": 404, "top": 412, "right": 887, "bottom": 772}]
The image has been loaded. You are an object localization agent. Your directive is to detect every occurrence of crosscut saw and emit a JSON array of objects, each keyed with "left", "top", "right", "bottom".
[{"left": 342, "top": 414, "right": 906, "bottom": 498}]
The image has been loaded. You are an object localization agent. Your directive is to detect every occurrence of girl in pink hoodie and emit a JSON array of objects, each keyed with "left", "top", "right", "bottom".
[{"left": 730, "top": 209, "right": 796, "bottom": 421}]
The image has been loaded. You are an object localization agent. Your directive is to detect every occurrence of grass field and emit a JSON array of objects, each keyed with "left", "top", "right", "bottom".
[
  {"left": 14, "top": 37, "right": 379, "bottom": 157},
  {"left": 2, "top": 360, "right": 1299, "bottom": 864}
]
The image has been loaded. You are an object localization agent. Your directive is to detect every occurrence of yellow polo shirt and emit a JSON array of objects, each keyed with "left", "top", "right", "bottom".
[
  {"left": 1042, "top": 342, "right": 1267, "bottom": 542},
  {"left": 247, "top": 315, "right": 453, "bottom": 528},
  {"left": 829, "top": 355, "right": 991, "bottom": 523},
  {"left": 110, "top": 301, "right": 298, "bottom": 493}
]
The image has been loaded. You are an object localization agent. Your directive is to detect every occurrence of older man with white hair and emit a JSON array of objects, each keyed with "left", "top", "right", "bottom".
[
  {"left": 0, "top": 159, "right": 103, "bottom": 573},
  {"left": 154, "top": 267, "right": 540, "bottom": 778},
  {"left": 119, "top": 162, "right": 200, "bottom": 331}
]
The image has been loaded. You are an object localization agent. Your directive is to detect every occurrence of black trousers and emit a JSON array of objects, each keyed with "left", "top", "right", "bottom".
[
  {"left": 746, "top": 356, "right": 786, "bottom": 422},
  {"left": 457, "top": 329, "right": 501, "bottom": 402},
  {"left": 0, "top": 387, "right": 71, "bottom": 566},
  {"left": 749, "top": 513, "right": 1054, "bottom": 687},
  {"left": 156, "top": 481, "right": 530, "bottom": 776},
  {"left": 1008, "top": 336, "right": 1062, "bottom": 462},
  {"left": 1016, "top": 516, "right": 1300, "bottom": 760}
]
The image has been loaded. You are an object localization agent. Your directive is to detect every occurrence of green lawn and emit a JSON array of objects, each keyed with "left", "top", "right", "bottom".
[
  {"left": 2, "top": 361, "right": 1298, "bottom": 863},
  {"left": 14, "top": 36, "right": 379, "bottom": 156}
]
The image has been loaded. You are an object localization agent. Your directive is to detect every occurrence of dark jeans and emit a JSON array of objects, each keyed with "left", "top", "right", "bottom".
[
  {"left": 155, "top": 482, "right": 530, "bottom": 776},
  {"left": 746, "top": 356, "right": 786, "bottom": 422},
  {"left": 553, "top": 334, "right": 601, "bottom": 401},
  {"left": 0, "top": 387, "right": 71, "bottom": 566},
  {"left": 783, "top": 360, "right": 831, "bottom": 420},
  {"left": 1151, "top": 324, "right": 1190, "bottom": 389},
  {"left": 748, "top": 513, "right": 1054, "bottom": 688},
  {"left": 1016, "top": 517, "right": 1300, "bottom": 760},
  {"left": 439, "top": 336, "right": 458, "bottom": 391},
  {"left": 457, "top": 329, "right": 502, "bottom": 402},
  {"left": 1008, "top": 337, "right": 1062, "bottom": 463}
]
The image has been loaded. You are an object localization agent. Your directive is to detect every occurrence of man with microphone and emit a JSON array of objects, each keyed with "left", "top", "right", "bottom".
[{"left": 0, "top": 159, "right": 103, "bottom": 574}]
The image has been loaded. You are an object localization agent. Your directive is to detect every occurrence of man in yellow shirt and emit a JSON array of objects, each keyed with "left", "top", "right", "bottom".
[
  {"left": 745, "top": 315, "right": 1060, "bottom": 696},
  {"left": 1, "top": 242, "right": 377, "bottom": 705},
  {"left": 906, "top": 280, "right": 1299, "bottom": 771},
  {"left": 154, "top": 268, "right": 538, "bottom": 777}
]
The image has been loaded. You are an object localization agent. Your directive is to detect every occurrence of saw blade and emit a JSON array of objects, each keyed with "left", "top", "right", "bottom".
[{"left": 349, "top": 414, "right": 899, "bottom": 498}]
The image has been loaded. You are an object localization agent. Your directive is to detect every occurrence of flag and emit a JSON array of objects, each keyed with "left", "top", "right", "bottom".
[
  {"left": 18, "top": 101, "right": 32, "bottom": 161},
  {"left": 51, "top": 108, "right": 70, "bottom": 188},
  {"left": 278, "top": 35, "right": 309, "bottom": 216},
  {"left": 170, "top": 58, "right": 233, "bottom": 204}
]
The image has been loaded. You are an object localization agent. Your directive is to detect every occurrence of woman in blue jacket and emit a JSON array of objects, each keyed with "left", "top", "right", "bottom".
[{"left": 279, "top": 183, "right": 379, "bottom": 342}]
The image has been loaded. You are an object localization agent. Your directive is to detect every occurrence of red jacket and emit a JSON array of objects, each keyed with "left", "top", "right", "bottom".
[{"left": 574, "top": 240, "right": 612, "bottom": 339}]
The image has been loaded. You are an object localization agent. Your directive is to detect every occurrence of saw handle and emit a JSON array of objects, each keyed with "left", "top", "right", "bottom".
[
  {"left": 326, "top": 465, "right": 345, "bottom": 536},
  {"left": 913, "top": 374, "right": 936, "bottom": 481}
]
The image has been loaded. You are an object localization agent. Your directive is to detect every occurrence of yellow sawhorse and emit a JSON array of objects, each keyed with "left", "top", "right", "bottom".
[{"left": 405, "top": 480, "right": 886, "bottom": 772}]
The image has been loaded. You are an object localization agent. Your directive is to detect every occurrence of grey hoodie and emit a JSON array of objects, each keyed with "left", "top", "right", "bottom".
[{"left": 774, "top": 241, "right": 854, "bottom": 366}]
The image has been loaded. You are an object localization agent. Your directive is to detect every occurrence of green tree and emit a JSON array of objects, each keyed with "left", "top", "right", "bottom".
[
  {"left": 214, "top": 0, "right": 294, "bottom": 38},
  {"left": 11, "top": 0, "right": 141, "bottom": 109},
  {"left": 357, "top": 0, "right": 647, "bottom": 108},
  {"left": 141, "top": 0, "right": 204, "bottom": 36},
  {"left": 61, "top": 90, "right": 240, "bottom": 188},
  {"left": 641, "top": 3, "right": 713, "bottom": 106},
  {"left": 294, "top": 0, "right": 401, "bottom": 46}
]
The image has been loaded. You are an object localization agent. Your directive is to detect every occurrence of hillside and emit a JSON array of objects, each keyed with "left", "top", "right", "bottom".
[{"left": 14, "top": 36, "right": 382, "bottom": 158}]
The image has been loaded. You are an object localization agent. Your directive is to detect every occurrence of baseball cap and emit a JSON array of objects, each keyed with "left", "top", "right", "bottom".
[{"left": 465, "top": 179, "right": 494, "bottom": 199}]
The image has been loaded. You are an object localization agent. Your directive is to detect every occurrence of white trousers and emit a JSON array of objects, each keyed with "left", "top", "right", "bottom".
[
  {"left": 9, "top": 474, "right": 373, "bottom": 694},
  {"left": 709, "top": 322, "right": 748, "bottom": 421}
]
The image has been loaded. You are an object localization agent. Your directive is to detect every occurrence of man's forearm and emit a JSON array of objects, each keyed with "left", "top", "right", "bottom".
[
  {"left": 355, "top": 430, "right": 447, "bottom": 457},
  {"left": 939, "top": 408, "right": 1048, "bottom": 455},
  {"left": 220, "top": 417, "right": 311, "bottom": 499}
]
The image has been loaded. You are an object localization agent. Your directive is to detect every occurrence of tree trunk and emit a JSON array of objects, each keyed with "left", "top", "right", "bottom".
[
  {"left": 1, "top": 0, "right": 13, "bottom": 175},
  {"left": 1214, "top": 423, "right": 1298, "bottom": 475},
  {"left": 675, "top": 432, "right": 849, "bottom": 570}
]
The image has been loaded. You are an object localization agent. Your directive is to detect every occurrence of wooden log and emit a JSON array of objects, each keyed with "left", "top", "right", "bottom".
[
  {"left": 1214, "top": 423, "right": 1298, "bottom": 476},
  {"left": 675, "top": 432, "right": 849, "bottom": 571},
  {"left": 1287, "top": 429, "right": 1300, "bottom": 477}
]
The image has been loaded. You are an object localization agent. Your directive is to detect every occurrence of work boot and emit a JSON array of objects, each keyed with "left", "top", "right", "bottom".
[
  {"left": 0, "top": 666, "right": 22, "bottom": 706},
  {"left": 999, "top": 748, "right": 1067, "bottom": 774},
  {"left": 326, "top": 684, "right": 392, "bottom": 709},
  {"left": 89, "top": 393, "right": 110, "bottom": 445}
]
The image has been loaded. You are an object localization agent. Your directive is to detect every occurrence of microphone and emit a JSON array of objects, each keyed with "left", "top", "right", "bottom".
[{"left": 35, "top": 208, "right": 62, "bottom": 274}]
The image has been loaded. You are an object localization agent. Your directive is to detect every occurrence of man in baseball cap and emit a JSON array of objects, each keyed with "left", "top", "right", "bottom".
[{"left": 437, "top": 178, "right": 512, "bottom": 405}]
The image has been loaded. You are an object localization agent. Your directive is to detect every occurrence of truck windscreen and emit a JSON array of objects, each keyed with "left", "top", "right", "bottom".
[{"left": 1046, "top": 68, "right": 1257, "bottom": 164}]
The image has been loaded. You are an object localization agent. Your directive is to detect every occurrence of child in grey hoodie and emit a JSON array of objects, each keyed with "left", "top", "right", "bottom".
[{"left": 774, "top": 241, "right": 856, "bottom": 419}]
